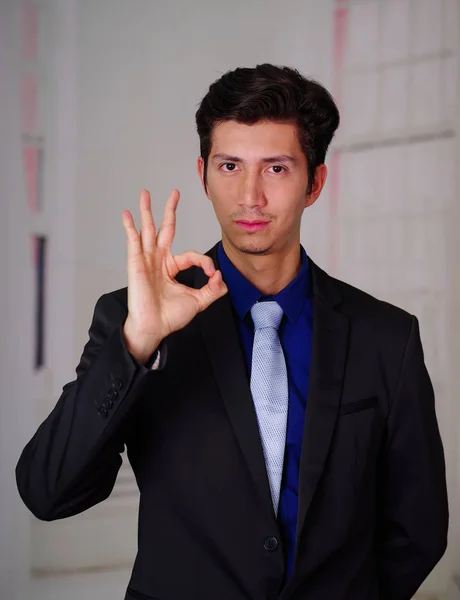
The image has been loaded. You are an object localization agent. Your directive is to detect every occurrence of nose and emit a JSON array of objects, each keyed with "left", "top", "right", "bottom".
[{"left": 239, "top": 170, "right": 266, "bottom": 209}]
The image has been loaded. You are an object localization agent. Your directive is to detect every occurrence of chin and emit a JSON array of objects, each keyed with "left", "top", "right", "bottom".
[{"left": 232, "top": 239, "right": 274, "bottom": 256}]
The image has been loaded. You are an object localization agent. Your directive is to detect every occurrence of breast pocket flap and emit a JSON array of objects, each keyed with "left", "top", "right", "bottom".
[{"left": 340, "top": 396, "right": 377, "bottom": 416}]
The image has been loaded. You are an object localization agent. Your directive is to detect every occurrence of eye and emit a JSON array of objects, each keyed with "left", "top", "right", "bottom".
[
  {"left": 221, "top": 163, "right": 237, "bottom": 172},
  {"left": 268, "top": 165, "right": 286, "bottom": 174}
]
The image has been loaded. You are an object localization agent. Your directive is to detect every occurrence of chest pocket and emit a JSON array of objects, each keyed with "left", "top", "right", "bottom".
[{"left": 340, "top": 396, "right": 377, "bottom": 416}]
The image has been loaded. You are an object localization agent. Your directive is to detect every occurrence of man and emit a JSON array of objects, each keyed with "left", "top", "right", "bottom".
[{"left": 16, "top": 64, "right": 448, "bottom": 600}]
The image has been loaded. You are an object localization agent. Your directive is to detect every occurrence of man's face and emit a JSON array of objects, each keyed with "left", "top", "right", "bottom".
[{"left": 198, "top": 120, "right": 325, "bottom": 256}]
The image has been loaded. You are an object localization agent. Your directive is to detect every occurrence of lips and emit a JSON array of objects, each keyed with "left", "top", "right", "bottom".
[{"left": 235, "top": 220, "right": 269, "bottom": 232}]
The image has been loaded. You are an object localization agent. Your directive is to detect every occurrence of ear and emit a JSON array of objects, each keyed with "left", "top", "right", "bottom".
[
  {"left": 197, "top": 157, "right": 211, "bottom": 200},
  {"left": 305, "top": 163, "right": 328, "bottom": 208}
]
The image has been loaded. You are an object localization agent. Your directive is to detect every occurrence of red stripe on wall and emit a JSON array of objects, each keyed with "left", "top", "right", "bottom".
[
  {"left": 329, "top": 1, "right": 349, "bottom": 273},
  {"left": 21, "top": 73, "right": 38, "bottom": 132},
  {"left": 23, "top": 146, "right": 38, "bottom": 212},
  {"left": 21, "top": 3, "right": 38, "bottom": 62}
]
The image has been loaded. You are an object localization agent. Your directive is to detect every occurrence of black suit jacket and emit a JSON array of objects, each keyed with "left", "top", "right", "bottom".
[{"left": 16, "top": 244, "right": 448, "bottom": 600}]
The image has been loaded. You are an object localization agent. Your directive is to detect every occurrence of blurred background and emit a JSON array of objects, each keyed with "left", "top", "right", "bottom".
[{"left": 0, "top": 0, "right": 459, "bottom": 599}]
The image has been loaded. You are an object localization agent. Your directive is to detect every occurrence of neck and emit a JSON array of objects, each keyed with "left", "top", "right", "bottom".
[{"left": 221, "top": 237, "right": 302, "bottom": 296}]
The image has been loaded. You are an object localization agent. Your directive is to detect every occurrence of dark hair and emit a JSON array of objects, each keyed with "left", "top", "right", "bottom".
[{"left": 195, "top": 64, "right": 340, "bottom": 194}]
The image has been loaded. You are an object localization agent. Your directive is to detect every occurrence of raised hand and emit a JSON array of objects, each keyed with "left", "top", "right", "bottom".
[{"left": 121, "top": 189, "right": 227, "bottom": 364}]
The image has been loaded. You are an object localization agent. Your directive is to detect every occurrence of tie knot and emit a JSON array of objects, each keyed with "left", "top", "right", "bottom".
[{"left": 250, "top": 301, "right": 284, "bottom": 331}]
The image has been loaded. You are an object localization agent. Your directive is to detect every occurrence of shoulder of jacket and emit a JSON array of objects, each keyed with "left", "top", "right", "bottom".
[{"left": 329, "top": 275, "right": 414, "bottom": 340}]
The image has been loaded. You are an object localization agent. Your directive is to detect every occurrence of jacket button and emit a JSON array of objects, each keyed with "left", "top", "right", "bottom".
[
  {"left": 97, "top": 406, "right": 108, "bottom": 418},
  {"left": 107, "top": 388, "right": 118, "bottom": 401},
  {"left": 112, "top": 379, "right": 123, "bottom": 391},
  {"left": 263, "top": 536, "right": 278, "bottom": 552}
]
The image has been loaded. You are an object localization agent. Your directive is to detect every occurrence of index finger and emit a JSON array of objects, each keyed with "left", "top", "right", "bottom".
[{"left": 157, "top": 189, "right": 180, "bottom": 251}]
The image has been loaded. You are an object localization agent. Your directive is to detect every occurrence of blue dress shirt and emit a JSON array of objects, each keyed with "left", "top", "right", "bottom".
[{"left": 217, "top": 242, "right": 313, "bottom": 578}]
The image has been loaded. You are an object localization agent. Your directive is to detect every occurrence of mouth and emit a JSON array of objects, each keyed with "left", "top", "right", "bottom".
[{"left": 235, "top": 220, "right": 270, "bottom": 232}]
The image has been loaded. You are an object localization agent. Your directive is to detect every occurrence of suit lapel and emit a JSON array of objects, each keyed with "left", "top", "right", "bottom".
[
  {"left": 194, "top": 246, "right": 276, "bottom": 522},
  {"left": 293, "top": 259, "right": 349, "bottom": 562}
]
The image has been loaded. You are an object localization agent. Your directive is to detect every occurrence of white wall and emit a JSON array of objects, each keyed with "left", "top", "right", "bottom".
[
  {"left": 0, "top": 1, "right": 38, "bottom": 598},
  {"left": 2, "top": 0, "right": 458, "bottom": 599}
]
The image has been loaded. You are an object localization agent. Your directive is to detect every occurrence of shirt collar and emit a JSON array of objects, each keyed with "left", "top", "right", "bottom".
[{"left": 217, "top": 241, "right": 310, "bottom": 324}]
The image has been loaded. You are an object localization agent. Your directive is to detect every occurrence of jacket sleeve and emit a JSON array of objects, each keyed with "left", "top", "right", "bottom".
[
  {"left": 15, "top": 292, "right": 156, "bottom": 521},
  {"left": 376, "top": 315, "right": 449, "bottom": 599}
]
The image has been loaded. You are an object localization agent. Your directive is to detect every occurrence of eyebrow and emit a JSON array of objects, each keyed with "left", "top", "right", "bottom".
[{"left": 211, "top": 153, "right": 297, "bottom": 164}]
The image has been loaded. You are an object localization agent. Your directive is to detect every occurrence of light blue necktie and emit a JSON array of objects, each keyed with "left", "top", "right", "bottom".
[{"left": 250, "top": 300, "right": 289, "bottom": 515}]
